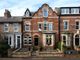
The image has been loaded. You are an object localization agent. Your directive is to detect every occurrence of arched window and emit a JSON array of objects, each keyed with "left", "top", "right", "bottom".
[{"left": 75, "top": 35, "right": 79, "bottom": 46}]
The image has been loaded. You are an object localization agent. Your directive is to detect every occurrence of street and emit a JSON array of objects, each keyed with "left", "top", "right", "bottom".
[{"left": 0, "top": 57, "right": 80, "bottom": 60}]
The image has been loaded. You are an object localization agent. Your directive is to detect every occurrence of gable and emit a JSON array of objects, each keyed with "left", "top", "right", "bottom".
[{"left": 33, "top": 4, "right": 58, "bottom": 17}]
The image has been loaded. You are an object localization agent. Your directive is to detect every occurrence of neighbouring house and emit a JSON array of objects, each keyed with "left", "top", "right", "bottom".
[
  {"left": 0, "top": 9, "right": 22, "bottom": 49},
  {"left": 60, "top": 7, "right": 80, "bottom": 51}
]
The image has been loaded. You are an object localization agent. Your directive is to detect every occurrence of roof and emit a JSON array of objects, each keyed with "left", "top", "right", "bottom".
[{"left": 0, "top": 16, "right": 22, "bottom": 23}]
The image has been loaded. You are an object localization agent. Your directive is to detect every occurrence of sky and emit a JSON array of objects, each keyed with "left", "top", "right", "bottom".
[{"left": 0, "top": 0, "right": 80, "bottom": 16}]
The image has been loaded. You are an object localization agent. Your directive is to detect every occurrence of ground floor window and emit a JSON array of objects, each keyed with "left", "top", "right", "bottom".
[
  {"left": 46, "top": 34, "right": 52, "bottom": 45},
  {"left": 4, "top": 35, "right": 14, "bottom": 48},
  {"left": 24, "top": 35, "right": 32, "bottom": 45},
  {"left": 62, "top": 34, "right": 71, "bottom": 46}
]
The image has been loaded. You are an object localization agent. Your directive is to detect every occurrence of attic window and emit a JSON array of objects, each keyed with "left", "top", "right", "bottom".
[
  {"left": 43, "top": 8, "right": 48, "bottom": 17},
  {"left": 25, "top": 11, "right": 29, "bottom": 17}
]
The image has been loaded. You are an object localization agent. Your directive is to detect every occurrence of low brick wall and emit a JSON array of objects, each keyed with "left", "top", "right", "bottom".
[
  {"left": 11, "top": 51, "right": 31, "bottom": 57},
  {"left": 37, "top": 51, "right": 64, "bottom": 57}
]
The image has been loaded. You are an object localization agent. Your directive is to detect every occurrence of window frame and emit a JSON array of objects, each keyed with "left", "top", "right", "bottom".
[
  {"left": 71, "top": 8, "right": 79, "bottom": 14},
  {"left": 13, "top": 23, "right": 19, "bottom": 32},
  {"left": 4, "top": 23, "right": 9, "bottom": 32},
  {"left": 63, "top": 20, "right": 69, "bottom": 30},
  {"left": 24, "top": 35, "right": 32, "bottom": 45},
  {"left": 25, "top": 24, "right": 30, "bottom": 31},
  {"left": 75, "top": 20, "right": 80, "bottom": 30},
  {"left": 61, "top": 8, "right": 70, "bottom": 14},
  {"left": 48, "top": 23, "right": 53, "bottom": 31},
  {"left": 42, "top": 8, "right": 48, "bottom": 17}
]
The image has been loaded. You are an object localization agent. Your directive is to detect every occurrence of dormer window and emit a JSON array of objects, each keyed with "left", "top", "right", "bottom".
[
  {"left": 61, "top": 8, "right": 69, "bottom": 14},
  {"left": 24, "top": 9, "right": 31, "bottom": 17},
  {"left": 71, "top": 8, "right": 79, "bottom": 14},
  {"left": 43, "top": 8, "right": 48, "bottom": 17}
]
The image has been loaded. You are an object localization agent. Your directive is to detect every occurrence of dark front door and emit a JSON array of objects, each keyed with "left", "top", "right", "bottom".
[{"left": 34, "top": 38, "right": 38, "bottom": 46}]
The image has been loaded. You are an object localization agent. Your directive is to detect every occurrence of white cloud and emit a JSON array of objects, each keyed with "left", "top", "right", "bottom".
[{"left": 0, "top": 0, "right": 80, "bottom": 16}]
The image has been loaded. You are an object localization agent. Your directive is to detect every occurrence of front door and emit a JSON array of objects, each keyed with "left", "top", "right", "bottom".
[
  {"left": 16, "top": 35, "right": 21, "bottom": 48},
  {"left": 34, "top": 38, "right": 39, "bottom": 46}
]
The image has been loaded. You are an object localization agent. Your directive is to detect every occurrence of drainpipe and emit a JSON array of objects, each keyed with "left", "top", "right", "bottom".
[{"left": 58, "top": 15, "right": 61, "bottom": 42}]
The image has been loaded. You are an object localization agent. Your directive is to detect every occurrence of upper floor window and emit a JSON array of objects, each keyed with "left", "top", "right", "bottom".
[
  {"left": 75, "top": 21, "right": 79, "bottom": 29},
  {"left": 13, "top": 23, "right": 19, "bottom": 32},
  {"left": 48, "top": 23, "right": 53, "bottom": 31},
  {"left": 43, "top": 8, "right": 48, "bottom": 17},
  {"left": 25, "top": 24, "right": 30, "bottom": 31},
  {"left": 71, "top": 8, "right": 79, "bottom": 14},
  {"left": 44, "top": 23, "right": 48, "bottom": 30},
  {"left": 62, "top": 35, "right": 71, "bottom": 46},
  {"left": 4, "top": 23, "right": 9, "bottom": 32},
  {"left": 38, "top": 23, "right": 42, "bottom": 31},
  {"left": 63, "top": 20, "right": 69, "bottom": 30},
  {"left": 61, "top": 8, "right": 69, "bottom": 14}
]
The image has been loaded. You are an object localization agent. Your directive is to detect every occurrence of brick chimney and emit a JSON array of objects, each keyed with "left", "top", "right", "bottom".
[{"left": 4, "top": 9, "right": 11, "bottom": 18}]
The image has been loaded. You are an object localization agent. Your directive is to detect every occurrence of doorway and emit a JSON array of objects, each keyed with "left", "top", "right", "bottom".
[{"left": 34, "top": 35, "right": 39, "bottom": 46}]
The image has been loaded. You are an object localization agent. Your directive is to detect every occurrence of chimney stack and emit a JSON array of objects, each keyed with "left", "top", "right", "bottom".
[{"left": 4, "top": 9, "right": 11, "bottom": 18}]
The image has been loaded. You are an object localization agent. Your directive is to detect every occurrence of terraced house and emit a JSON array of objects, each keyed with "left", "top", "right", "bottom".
[
  {"left": 60, "top": 7, "right": 80, "bottom": 51},
  {"left": 0, "top": 10, "right": 22, "bottom": 49},
  {"left": 0, "top": 3, "right": 80, "bottom": 57},
  {"left": 22, "top": 4, "right": 59, "bottom": 51}
]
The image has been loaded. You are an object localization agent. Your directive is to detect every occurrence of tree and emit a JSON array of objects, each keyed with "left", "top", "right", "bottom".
[{"left": 0, "top": 34, "right": 10, "bottom": 57}]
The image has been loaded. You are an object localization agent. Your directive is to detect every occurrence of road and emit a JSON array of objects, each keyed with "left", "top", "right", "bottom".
[{"left": 0, "top": 57, "right": 80, "bottom": 60}]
